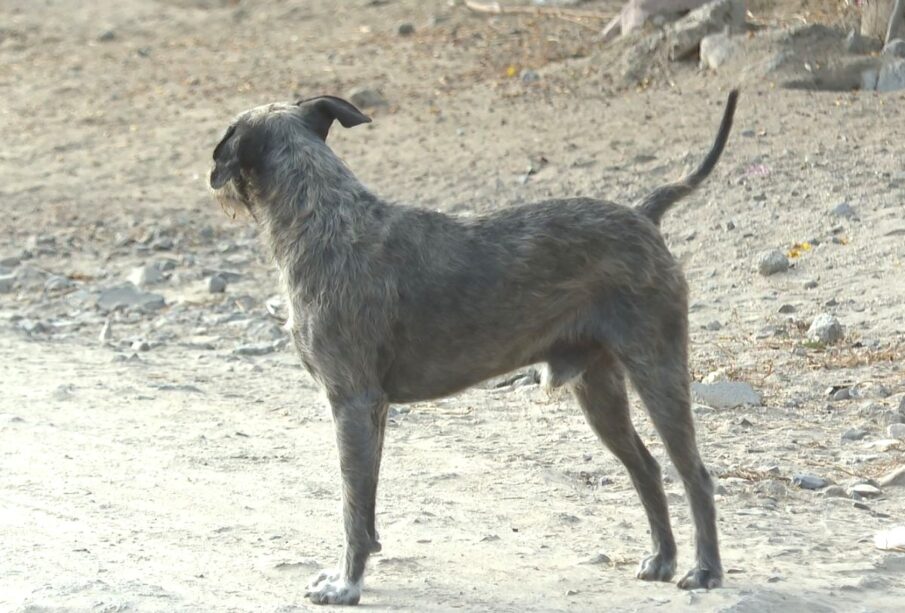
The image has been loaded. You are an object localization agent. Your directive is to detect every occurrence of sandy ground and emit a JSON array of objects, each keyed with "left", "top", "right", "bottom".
[{"left": 2, "top": 1, "right": 905, "bottom": 611}]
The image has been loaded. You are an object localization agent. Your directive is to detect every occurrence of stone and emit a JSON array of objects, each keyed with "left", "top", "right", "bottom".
[
  {"left": 877, "top": 57, "right": 905, "bottom": 93},
  {"left": 0, "top": 256, "right": 21, "bottom": 268},
  {"left": 757, "top": 250, "right": 789, "bottom": 276},
  {"left": 830, "top": 202, "right": 858, "bottom": 219},
  {"left": 128, "top": 263, "right": 165, "bottom": 287},
  {"left": 791, "top": 473, "right": 830, "bottom": 490},
  {"left": 878, "top": 466, "right": 905, "bottom": 488},
  {"left": 804, "top": 279, "right": 818, "bottom": 289},
  {"left": 520, "top": 69, "right": 540, "bottom": 83},
  {"left": 822, "top": 485, "right": 847, "bottom": 498},
  {"left": 397, "top": 22, "right": 415, "bottom": 36},
  {"left": 44, "top": 275, "right": 74, "bottom": 292},
  {"left": 97, "top": 29, "right": 116, "bottom": 42},
  {"left": 699, "top": 31, "right": 737, "bottom": 70},
  {"left": 705, "top": 320, "right": 722, "bottom": 331},
  {"left": 887, "top": 423, "right": 905, "bottom": 439},
  {"left": 234, "top": 342, "right": 280, "bottom": 356},
  {"left": 778, "top": 304, "right": 796, "bottom": 314},
  {"left": 99, "top": 318, "right": 113, "bottom": 344},
  {"left": 841, "top": 428, "right": 868, "bottom": 441},
  {"left": 208, "top": 274, "right": 227, "bottom": 294},
  {"left": 807, "top": 314, "right": 844, "bottom": 344},
  {"left": 131, "top": 339, "right": 151, "bottom": 352},
  {"left": 666, "top": 0, "right": 746, "bottom": 60},
  {"left": 691, "top": 381, "right": 760, "bottom": 409},
  {"left": 884, "top": 38, "right": 905, "bottom": 58},
  {"left": 96, "top": 283, "right": 166, "bottom": 313},
  {"left": 831, "top": 387, "right": 851, "bottom": 401},
  {"left": 347, "top": 86, "right": 387, "bottom": 109},
  {"left": 851, "top": 382, "right": 890, "bottom": 399},
  {"left": 845, "top": 29, "right": 868, "bottom": 54},
  {"left": 849, "top": 483, "right": 882, "bottom": 499},
  {"left": 0, "top": 274, "right": 14, "bottom": 294}
]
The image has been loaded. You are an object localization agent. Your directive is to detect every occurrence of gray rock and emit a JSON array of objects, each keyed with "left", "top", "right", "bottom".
[
  {"left": 201, "top": 268, "right": 242, "bottom": 283},
  {"left": 0, "top": 256, "right": 21, "bottom": 268},
  {"left": 13, "top": 265, "right": 50, "bottom": 289},
  {"left": 791, "top": 473, "right": 830, "bottom": 490},
  {"left": 151, "top": 237, "right": 174, "bottom": 251},
  {"left": 705, "top": 320, "right": 722, "bottom": 331},
  {"left": 397, "top": 22, "right": 415, "bottom": 36},
  {"left": 831, "top": 387, "right": 851, "bottom": 401},
  {"left": 803, "top": 279, "right": 818, "bottom": 289},
  {"left": 849, "top": 483, "right": 882, "bottom": 498},
  {"left": 845, "top": 29, "right": 867, "bottom": 54},
  {"left": 841, "top": 428, "right": 868, "bottom": 441},
  {"left": 851, "top": 382, "right": 890, "bottom": 399},
  {"left": 99, "top": 318, "right": 113, "bottom": 344},
  {"left": 44, "top": 275, "right": 74, "bottom": 292},
  {"left": 877, "top": 57, "right": 905, "bottom": 92},
  {"left": 884, "top": 38, "right": 905, "bottom": 58},
  {"left": 830, "top": 202, "right": 858, "bottom": 219},
  {"left": 347, "top": 86, "right": 387, "bottom": 109},
  {"left": 0, "top": 274, "right": 14, "bottom": 294},
  {"left": 208, "top": 274, "right": 227, "bottom": 294},
  {"left": 519, "top": 69, "right": 540, "bottom": 83},
  {"left": 131, "top": 339, "right": 151, "bottom": 352},
  {"left": 96, "top": 283, "right": 166, "bottom": 313},
  {"left": 666, "top": 0, "right": 745, "bottom": 60},
  {"left": 807, "top": 314, "right": 844, "bottom": 344},
  {"left": 579, "top": 552, "right": 612, "bottom": 565},
  {"left": 128, "top": 263, "right": 165, "bottom": 287},
  {"left": 699, "top": 31, "right": 737, "bottom": 70},
  {"left": 97, "top": 29, "right": 116, "bottom": 42},
  {"left": 691, "top": 381, "right": 761, "bottom": 409},
  {"left": 887, "top": 423, "right": 905, "bottom": 439},
  {"left": 822, "top": 485, "right": 847, "bottom": 498},
  {"left": 233, "top": 342, "right": 279, "bottom": 356},
  {"left": 757, "top": 250, "right": 789, "bottom": 276},
  {"left": 878, "top": 466, "right": 905, "bottom": 488},
  {"left": 778, "top": 304, "right": 796, "bottom": 314}
]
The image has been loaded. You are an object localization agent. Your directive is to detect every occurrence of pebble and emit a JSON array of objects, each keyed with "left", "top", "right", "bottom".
[
  {"left": 778, "top": 304, "right": 796, "bottom": 314},
  {"left": 884, "top": 38, "right": 905, "bottom": 58},
  {"left": 99, "top": 318, "right": 113, "bottom": 343},
  {"left": 822, "top": 485, "right": 847, "bottom": 498},
  {"left": 887, "top": 423, "right": 905, "bottom": 439},
  {"left": 131, "top": 339, "right": 151, "bottom": 352},
  {"left": 691, "top": 381, "right": 760, "bottom": 409},
  {"left": 96, "top": 283, "right": 166, "bottom": 313},
  {"left": 841, "top": 428, "right": 868, "bottom": 441},
  {"left": 0, "top": 256, "right": 21, "bottom": 268},
  {"left": 791, "top": 473, "right": 830, "bottom": 490},
  {"left": 520, "top": 69, "right": 540, "bottom": 83},
  {"left": 202, "top": 268, "right": 242, "bottom": 283},
  {"left": 831, "top": 387, "right": 851, "bottom": 401},
  {"left": 233, "top": 342, "right": 279, "bottom": 356},
  {"left": 705, "top": 320, "right": 722, "bottom": 331},
  {"left": 128, "top": 263, "right": 165, "bottom": 287},
  {"left": 97, "top": 29, "right": 116, "bottom": 42},
  {"left": 208, "top": 274, "right": 228, "bottom": 294},
  {"left": 0, "top": 274, "right": 14, "bottom": 293},
  {"left": 757, "top": 250, "right": 789, "bottom": 276},
  {"left": 347, "top": 86, "right": 388, "bottom": 109},
  {"left": 397, "top": 22, "right": 415, "bottom": 36},
  {"left": 807, "top": 313, "right": 844, "bottom": 344},
  {"left": 803, "top": 279, "right": 818, "bottom": 289},
  {"left": 830, "top": 202, "right": 858, "bottom": 219},
  {"left": 579, "top": 552, "right": 612, "bottom": 565},
  {"left": 878, "top": 466, "right": 905, "bottom": 488},
  {"left": 699, "top": 31, "right": 737, "bottom": 70},
  {"left": 849, "top": 483, "right": 882, "bottom": 499}
]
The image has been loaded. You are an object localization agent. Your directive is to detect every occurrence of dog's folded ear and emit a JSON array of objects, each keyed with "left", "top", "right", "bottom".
[
  {"left": 296, "top": 96, "right": 371, "bottom": 141},
  {"left": 210, "top": 122, "right": 268, "bottom": 189}
]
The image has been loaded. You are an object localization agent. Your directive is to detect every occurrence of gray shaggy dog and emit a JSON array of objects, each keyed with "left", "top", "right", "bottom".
[{"left": 210, "top": 89, "right": 738, "bottom": 606}]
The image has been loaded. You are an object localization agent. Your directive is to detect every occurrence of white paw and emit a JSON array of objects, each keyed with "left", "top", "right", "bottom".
[{"left": 305, "top": 569, "right": 362, "bottom": 606}]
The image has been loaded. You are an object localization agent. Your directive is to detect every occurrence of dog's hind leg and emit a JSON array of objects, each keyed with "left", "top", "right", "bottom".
[
  {"left": 306, "top": 389, "right": 388, "bottom": 606},
  {"left": 624, "top": 336, "right": 723, "bottom": 590},
  {"left": 570, "top": 348, "right": 677, "bottom": 582}
]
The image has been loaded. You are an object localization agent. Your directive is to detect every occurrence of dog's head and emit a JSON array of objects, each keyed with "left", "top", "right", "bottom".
[{"left": 209, "top": 96, "right": 371, "bottom": 217}]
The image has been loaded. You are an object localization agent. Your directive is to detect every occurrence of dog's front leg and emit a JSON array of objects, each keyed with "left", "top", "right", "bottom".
[{"left": 306, "top": 390, "right": 388, "bottom": 606}]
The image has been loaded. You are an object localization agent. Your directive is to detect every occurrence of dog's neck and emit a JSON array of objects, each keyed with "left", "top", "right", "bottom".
[{"left": 258, "top": 147, "right": 386, "bottom": 304}]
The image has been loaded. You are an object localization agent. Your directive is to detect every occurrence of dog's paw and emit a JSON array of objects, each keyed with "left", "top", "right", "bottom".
[
  {"left": 305, "top": 569, "right": 362, "bottom": 606},
  {"left": 676, "top": 566, "right": 722, "bottom": 590},
  {"left": 636, "top": 553, "right": 677, "bottom": 582}
]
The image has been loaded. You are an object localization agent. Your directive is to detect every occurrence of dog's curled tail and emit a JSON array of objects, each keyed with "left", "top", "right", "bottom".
[{"left": 635, "top": 89, "right": 739, "bottom": 225}]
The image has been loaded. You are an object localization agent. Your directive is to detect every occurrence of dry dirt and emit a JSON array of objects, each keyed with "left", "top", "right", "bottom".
[{"left": 2, "top": 1, "right": 904, "bottom": 611}]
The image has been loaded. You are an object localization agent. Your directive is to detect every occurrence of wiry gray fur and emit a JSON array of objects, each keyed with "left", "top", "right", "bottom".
[{"left": 210, "top": 91, "right": 739, "bottom": 606}]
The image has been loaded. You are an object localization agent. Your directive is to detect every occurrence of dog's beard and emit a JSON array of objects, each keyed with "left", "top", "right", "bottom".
[{"left": 212, "top": 183, "right": 253, "bottom": 221}]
